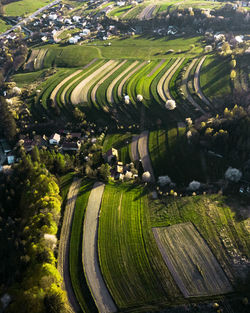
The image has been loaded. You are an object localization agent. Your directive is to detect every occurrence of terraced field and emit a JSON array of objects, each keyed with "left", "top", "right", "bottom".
[
  {"left": 98, "top": 183, "right": 181, "bottom": 310},
  {"left": 19, "top": 53, "right": 228, "bottom": 125}
]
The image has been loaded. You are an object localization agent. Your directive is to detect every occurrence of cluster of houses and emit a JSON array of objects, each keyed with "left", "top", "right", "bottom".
[
  {"left": 0, "top": 130, "right": 84, "bottom": 171},
  {"left": 104, "top": 147, "right": 138, "bottom": 180}
]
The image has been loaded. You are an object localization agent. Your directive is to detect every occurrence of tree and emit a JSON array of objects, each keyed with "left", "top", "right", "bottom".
[
  {"left": 225, "top": 167, "right": 242, "bottom": 182},
  {"left": 142, "top": 171, "right": 151, "bottom": 182},
  {"left": 0, "top": 97, "right": 17, "bottom": 141},
  {"left": 99, "top": 164, "right": 110, "bottom": 182},
  {"left": 158, "top": 175, "right": 171, "bottom": 186},
  {"left": 31, "top": 146, "right": 40, "bottom": 163},
  {"left": 165, "top": 100, "right": 176, "bottom": 110},
  {"left": 188, "top": 180, "right": 201, "bottom": 191}
]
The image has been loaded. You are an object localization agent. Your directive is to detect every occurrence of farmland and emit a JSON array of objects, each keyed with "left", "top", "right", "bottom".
[
  {"left": 153, "top": 222, "right": 233, "bottom": 298},
  {"left": 3, "top": 0, "right": 50, "bottom": 16},
  {"left": 150, "top": 193, "right": 250, "bottom": 289},
  {"left": 98, "top": 182, "right": 181, "bottom": 310}
]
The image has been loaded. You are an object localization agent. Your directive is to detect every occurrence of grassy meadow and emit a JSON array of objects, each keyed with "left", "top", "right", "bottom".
[
  {"left": 4, "top": 0, "right": 50, "bottom": 16},
  {"left": 98, "top": 182, "right": 181, "bottom": 310}
]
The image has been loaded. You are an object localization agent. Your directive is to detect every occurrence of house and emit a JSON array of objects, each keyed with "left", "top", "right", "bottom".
[
  {"left": 72, "top": 16, "right": 81, "bottom": 23},
  {"left": 23, "top": 139, "right": 35, "bottom": 152},
  {"left": 49, "top": 14, "right": 57, "bottom": 21},
  {"left": 105, "top": 148, "right": 118, "bottom": 163},
  {"left": 7, "top": 153, "right": 15, "bottom": 165},
  {"left": 62, "top": 141, "right": 81, "bottom": 151},
  {"left": 80, "top": 29, "right": 90, "bottom": 37},
  {"left": 68, "top": 36, "right": 80, "bottom": 44},
  {"left": 49, "top": 133, "right": 60, "bottom": 145}
]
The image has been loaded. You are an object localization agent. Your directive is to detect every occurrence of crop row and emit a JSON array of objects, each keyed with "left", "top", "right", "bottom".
[{"left": 36, "top": 56, "right": 212, "bottom": 124}]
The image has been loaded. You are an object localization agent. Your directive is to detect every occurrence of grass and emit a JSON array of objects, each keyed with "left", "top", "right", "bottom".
[
  {"left": 59, "top": 172, "right": 75, "bottom": 204},
  {"left": 103, "top": 133, "right": 132, "bottom": 163},
  {"left": 37, "top": 36, "right": 204, "bottom": 68},
  {"left": 11, "top": 69, "right": 47, "bottom": 87},
  {"left": 148, "top": 126, "right": 207, "bottom": 185},
  {"left": 98, "top": 182, "right": 181, "bottom": 310},
  {"left": 153, "top": 222, "right": 233, "bottom": 298},
  {"left": 109, "top": 5, "right": 132, "bottom": 17},
  {"left": 4, "top": 0, "right": 50, "bottom": 16},
  {"left": 69, "top": 180, "right": 98, "bottom": 313},
  {"left": 200, "top": 55, "right": 232, "bottom": 101},
  {"left": 0, "top": 18, "right": 11, "bottom": 32},
  {"left": 149, "top": 193, "right": 250, "bottom": 291}
]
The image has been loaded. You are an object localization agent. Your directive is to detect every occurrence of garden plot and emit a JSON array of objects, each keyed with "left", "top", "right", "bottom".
[{"left": 153, "top": 222, "right": 233, "bottom": 298}]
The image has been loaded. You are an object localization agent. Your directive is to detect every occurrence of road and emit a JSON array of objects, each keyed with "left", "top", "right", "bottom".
[
  {"left": 181, "top": 58, "right": 206, "bottom": 115},
  {"left": 194, "top": 56, "right": 211, "bottom": 107},
  {"left": 57, "top": 178, "right": 82, "bottom": 313},
  {"left": 138, "top": 131, "right": 155, "bottom": 183},
  {"left": 0, "top": 0, "right": 61, "bottom": 38},
  {"left": 131, "top": 135, "right": 140, "bottom": 162},
  {"left": 83, "top": 182, "right": 117, "bottom": 313}
]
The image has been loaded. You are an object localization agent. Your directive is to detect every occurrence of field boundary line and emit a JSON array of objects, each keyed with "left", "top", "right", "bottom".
[{"left": 82, "top": 182, "right": 117, "bottom": 313}]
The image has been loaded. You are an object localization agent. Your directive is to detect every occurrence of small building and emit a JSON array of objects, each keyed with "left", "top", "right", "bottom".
[
  {"left": 72, "top": 16, "right": 81, "bottom": 23},
  {"left": 105, "top": 148, "right": 118, "bottom": 163},
  {"left": 49, "top": 133, "right": 60, "bottom": 145},
  {"left": 62, "top": 141, "right": 81, "bottom": 151}
]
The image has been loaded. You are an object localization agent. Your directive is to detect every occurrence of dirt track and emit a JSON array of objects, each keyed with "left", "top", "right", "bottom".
[
  {"left": 131, "top": 135, "right": 140, "bottom": 161},
  {"left": 83, "top": 182, "right": 117, "bottom": 313},
  {"left": 194, "top": 56, "right": 211, "bottom": 106},
  {"left": 163, "top": 58, "right": 184, "bottom": 100},
  {"left": 181, "top": 58, "right": 206, "bottom": 114},
  {"left": 138, "top": 131, "right": 155, "bottom": 182},
  {"left": 71, "top": 60, "right": 115, "bottom": 105},
  {"left": 57, "top": 178, "right": 82, "bottom": 313},
  {"left": 157, "top": 58, "right": 181, "bottom": 102}
]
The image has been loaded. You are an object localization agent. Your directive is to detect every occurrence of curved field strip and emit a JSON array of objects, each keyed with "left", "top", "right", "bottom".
[
  {"left": 148, "top": 59, "right": 166, "bottom": 77},
  {"left": 157, "top": 58, "right": 180, "bottom": 102},
  {"left": 71, "top": 60, "right": 115, "bottom": 105},
  {"left": 181, "top": 58, "right": 206, "bottom": 114},
  {"left": 163, "top": 57, "right": 185, "bottom": 101},
  {"left": 83, "top": 182, "right": 117, "bottom": 313},
  {"left": 138, "top": 130, "right": 155, "bottom": 183},
  {"left": 34, "top": 48, "right": 48, "bottom": 70},
  {"left": 117, "top": 61, "right": 146, "bottom": 99},
  {"left": 91, "top": 60, "right": 127, "bottom": 108},
  {"left": 126, "top": 61, "right": 156, "bottom": 105},
  {"left": 24, "top": 49, "right": 39, "bottom": 71},
  {"left": 107, "top": 61, "right": 139, "bottom": 104},
  {"left": 50, "top": 69, "right": 82, "bottom": 105},
  {"left": 98, "top": 183, "right": 180, "bottom": 310},
  {"left": 138, "top": 4, "right": 156, "bottom": 20},
  {"left": 194, "top": 56, "right": 211, "bottom": 107},
  {"left": 61, "top": 59, "right": 101, "bottom": 105}
]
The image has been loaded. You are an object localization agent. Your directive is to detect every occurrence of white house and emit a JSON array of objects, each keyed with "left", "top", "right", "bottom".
[
  {"left": 68, "top": 35, "right": 81, "bottom": 44},
  {"left": 49, "top": 14, "right": 57, "bottom": 21},
  {"left": 80, "top": 29, "right": 90, "bottom": 37},
  {"left": 49, "top": 133, "right": 60, "bottom": 145},
  {"left": 73, "top": 16, "right": 81, "bottom": 22}
]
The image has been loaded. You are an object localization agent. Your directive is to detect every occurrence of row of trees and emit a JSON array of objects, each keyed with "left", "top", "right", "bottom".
[{"left": 0, "top": 153, "right": 68, "bottom": 313}]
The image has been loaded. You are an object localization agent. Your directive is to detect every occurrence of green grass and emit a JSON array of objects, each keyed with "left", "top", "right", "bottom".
[
  {"left": 200, "top": 56, "right": 232, "bottom": 100},
  {"left": 43, "top": 45, "right": 100, "bottom": 68},
  {"left": 11, "top": 69, "right": 47, "bottom": 87},
  {"left": 103, "top": 132, "right": 132, "bottom": 153},
  {"left": 69, "top": 180, "right": 98, "bottom": 313},
  {"left": 109, "top": 5, "right": 132, "bottom": 17},
  {"left": 98, "top": 182, "right": 181, "bottom": 310},
  {"left": 0, "top": 18, "right": 11, "bottom": 32},
  {"left": 149, "top": 193, "right": 250, "bottom": 291},
  {"left": 4, "top": 0, "right": 50, "bottom": 16},
  {"left": 59, "top": 172, "right": 75, "bottom": 204}
]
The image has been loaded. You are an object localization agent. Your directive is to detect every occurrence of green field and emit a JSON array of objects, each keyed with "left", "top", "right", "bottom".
[
  {"left": 11, "top": 69, "right": 47, "bottom": 87},
  {"left": 4, "top": 0, "right": 50, "bottom": 16},
  {"left": 150, "top": 193, "right": 250, "bottom": 289},
  {"left": 98, "top": 182, "right": 181, "bottom": 310},
  {"left": 200, "top": 56, "right": 232, "bottom": 101}
]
